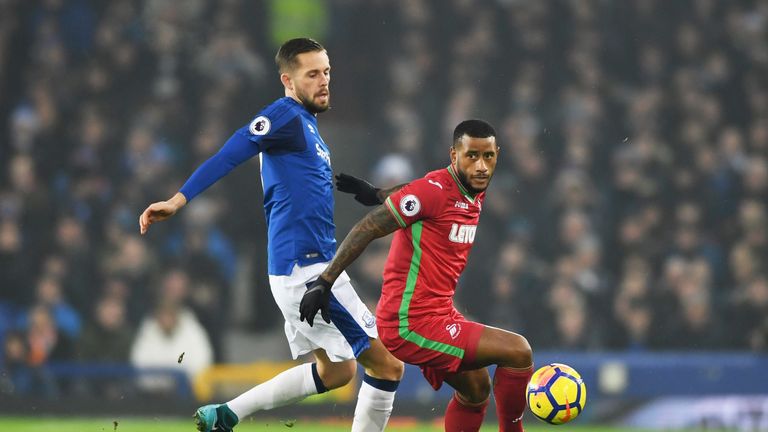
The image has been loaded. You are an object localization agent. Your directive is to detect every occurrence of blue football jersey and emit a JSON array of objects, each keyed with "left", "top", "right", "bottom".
[{"left": 179, "top": 97, "right": 336, "bottom": 276}]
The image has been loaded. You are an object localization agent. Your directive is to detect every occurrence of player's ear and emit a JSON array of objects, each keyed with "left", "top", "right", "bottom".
[
  {"left": 450, "top": 145, "right": 457, "bottom": 165},
  {"left": 280, "top": 73, "right": 293, "bottom": 91}
]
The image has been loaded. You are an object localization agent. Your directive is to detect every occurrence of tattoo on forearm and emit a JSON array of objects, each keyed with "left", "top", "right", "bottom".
[{"left": 323, "top": 206, "right": 401, "bottom": 281}]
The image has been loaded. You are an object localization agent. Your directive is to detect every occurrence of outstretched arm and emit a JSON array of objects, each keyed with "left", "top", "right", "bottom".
[
  {"left": 299, "top": 204, "right": 402, "bottom": 325},
  {"left": 138, "top": 131, "right": 259, "bottom": 235},
  {"left": 335, "top": 173, "right": 406, "bottom": 206}
]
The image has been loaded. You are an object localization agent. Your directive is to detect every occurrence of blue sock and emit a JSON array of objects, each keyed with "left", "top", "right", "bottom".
[
  {"left": 362, "top": 373, "right": 400, "bottom": 392},
  {"left": 311, "top": 362, "right": 328, "bottom": 394}
]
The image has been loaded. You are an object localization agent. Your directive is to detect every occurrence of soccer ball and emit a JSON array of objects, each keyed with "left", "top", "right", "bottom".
[{"left": 526, "top": 363, "right": 587, "bottom": 425}]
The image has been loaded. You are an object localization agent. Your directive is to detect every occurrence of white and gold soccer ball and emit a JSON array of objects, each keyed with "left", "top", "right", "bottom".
[{"left": 526, "top": 363, "right": 587, "bottom": 425}]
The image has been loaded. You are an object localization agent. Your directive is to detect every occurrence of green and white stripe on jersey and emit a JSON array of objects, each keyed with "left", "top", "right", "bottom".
[
  {"left": 397, "top": 221, "right": 464, "bottom": 359},
  {"left": 385, "top": 196, "right": 407, "bottom": 228}
]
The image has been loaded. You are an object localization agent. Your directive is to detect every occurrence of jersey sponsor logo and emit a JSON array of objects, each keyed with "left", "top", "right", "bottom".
[
  {"left": 249, "top": 116, "right": 271, "bottom": 135},
  {"left": 446, "top": 322, "right": 461, "bottom": 339},
  {"left": 428, "top": 179, "right": 443, "bottom": 189},
  {"left": 315, "top": 143, "right": 331, "bottom": 166},
  {"left": 399, "top": 194, "right": 421, "bottom": 217},
  {"left": 362, "top": 310, "right": 376, "bottom": 328},
  {"left": 448, "top": 224, "right": 477, "bottom": 244},
  {"left": 454, "top": 201, "right": 469, "bottom": 210}
]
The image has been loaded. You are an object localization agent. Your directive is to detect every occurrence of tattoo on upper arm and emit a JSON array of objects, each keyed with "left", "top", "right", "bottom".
[{"left": 359, "top": 205, "right": 402, "bottom": 238}]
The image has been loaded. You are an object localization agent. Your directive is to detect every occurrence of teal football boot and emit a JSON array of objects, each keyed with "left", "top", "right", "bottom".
[{"left": 194, "top": 404, "right": 239, "bottom": 432}]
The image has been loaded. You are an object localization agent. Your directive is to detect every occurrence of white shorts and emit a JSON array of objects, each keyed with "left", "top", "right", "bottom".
[{"left": 269, "top": 262, "right": 378, "bottom": 362}]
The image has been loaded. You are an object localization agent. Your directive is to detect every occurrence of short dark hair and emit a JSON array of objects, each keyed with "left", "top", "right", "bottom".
[
  {"left": 275, "top": 38, "right": 326, "bottom": 73},
  {"left": 453, "top": 119, "right": 496, "bottom": 147}
]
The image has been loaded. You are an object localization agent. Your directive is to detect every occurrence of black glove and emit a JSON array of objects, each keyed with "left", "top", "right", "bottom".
[
  {"left": 335, "top": 173, "right": 381, "bottom": 206},
  {"left": 299, "top": 277, "right": 333, "bottom": 326}
]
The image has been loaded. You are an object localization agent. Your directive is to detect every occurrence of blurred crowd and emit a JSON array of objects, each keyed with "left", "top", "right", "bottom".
[{"left": 1, "top": 0, "right": 767, "bottom": 399}]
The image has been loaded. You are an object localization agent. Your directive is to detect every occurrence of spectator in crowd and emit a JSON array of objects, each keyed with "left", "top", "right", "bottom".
[
  {"left": 728, "top": 276, "right": 768, "bottom": 350},
  {"left": 71, "top": 294, "right": 135, "bottom": 398},
  {"left": 0, "top": 218, "right": 29, "bottom": 306},
  {"left": 77, "top": 295, "right": 133, "bottom": 363},
  {"left": 24, "top": 305, "right": 73, "bottom": 367},
  {"left": 18, "top": 275, "right": 82, "bottom": 340},
  {"left": 129, "top": 301, "right": 213, "bottom": 395},
  {"left": 1, "top": 331, "right": 34, "bottom": 396},
  {"left": 0, "top": 329, "right": 61, "bottom": 398},
  {"left": 485, "top": 239, "right": 545, "bottom": 340}
]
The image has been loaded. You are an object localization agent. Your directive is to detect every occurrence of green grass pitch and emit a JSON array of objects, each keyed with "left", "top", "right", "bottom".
[{"left": 0, "top": 416, "right": 671, "bottom": 432}]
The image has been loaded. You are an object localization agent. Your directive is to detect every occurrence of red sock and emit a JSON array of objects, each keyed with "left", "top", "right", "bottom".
[
  {"left": 493, "top": 366, "right": 533, "bottom": 432},
  {"left": 444, "top": 392, "right": 488, "bottom": 432}
]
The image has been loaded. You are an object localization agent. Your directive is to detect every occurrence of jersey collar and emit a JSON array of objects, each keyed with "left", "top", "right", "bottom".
[
  {"left": 284, "top": 96, "right": 318, "bottom": 120},
  {"left": 447, "top": 165, "right": 476, "bottom": 204}
]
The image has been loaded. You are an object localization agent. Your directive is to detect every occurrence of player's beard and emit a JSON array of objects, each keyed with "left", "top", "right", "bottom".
[
  {"left": 455, "top": 165, "right": 490, "bottom": 195},
  {"left": 297, "top": 90, "right": 330, "bottom": 114}
]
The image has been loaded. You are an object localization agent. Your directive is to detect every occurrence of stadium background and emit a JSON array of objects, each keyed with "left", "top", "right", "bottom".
[{"left": 0, "top": 0, "right": 767, "bottom": 430}]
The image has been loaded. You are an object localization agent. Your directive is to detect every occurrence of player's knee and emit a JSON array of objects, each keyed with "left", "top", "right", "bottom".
[
  {"left": 512, "top": 334, "right": 533, "bottom": 366},
  {"left": 461, "top": 375, "right": 492, "bottom": 404},
  {"left": 501, "top": 333, "right": 533, "bottom": 368},
  {"left": 368, "top": 356, "right": 404, "bottom": 381},
  {"left": 386, "top": 357, "right": 405, "bottom": 381},
  {"left": 319, "top": 360, "right": 357, "bottom": 389},
  {"left": 359, "top": 340, "right": 405, "bottom": 381}
]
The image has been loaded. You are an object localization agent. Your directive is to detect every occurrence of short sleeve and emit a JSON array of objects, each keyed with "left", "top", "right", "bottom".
[{"left": 384, "top": 178, "right": 444, "bottom": 228}]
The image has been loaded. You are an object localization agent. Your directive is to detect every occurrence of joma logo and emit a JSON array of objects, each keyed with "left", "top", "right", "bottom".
[{"left": 448, "top": 224, "right": 476, "bottom": 244}]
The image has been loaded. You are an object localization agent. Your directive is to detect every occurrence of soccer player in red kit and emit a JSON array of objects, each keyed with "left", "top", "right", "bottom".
[{"left": 300, "top": 119, "right": 534, "bottom": 432}]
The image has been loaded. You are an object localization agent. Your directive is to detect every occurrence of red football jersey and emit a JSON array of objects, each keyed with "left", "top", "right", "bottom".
[{"left": 377, "top": 165, "right": 485, "bottom": 328}]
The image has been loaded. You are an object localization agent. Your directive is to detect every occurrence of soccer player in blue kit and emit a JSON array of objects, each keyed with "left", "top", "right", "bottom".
[{"left": 138, "top": 38, "right": 403, "bottom": 432}]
